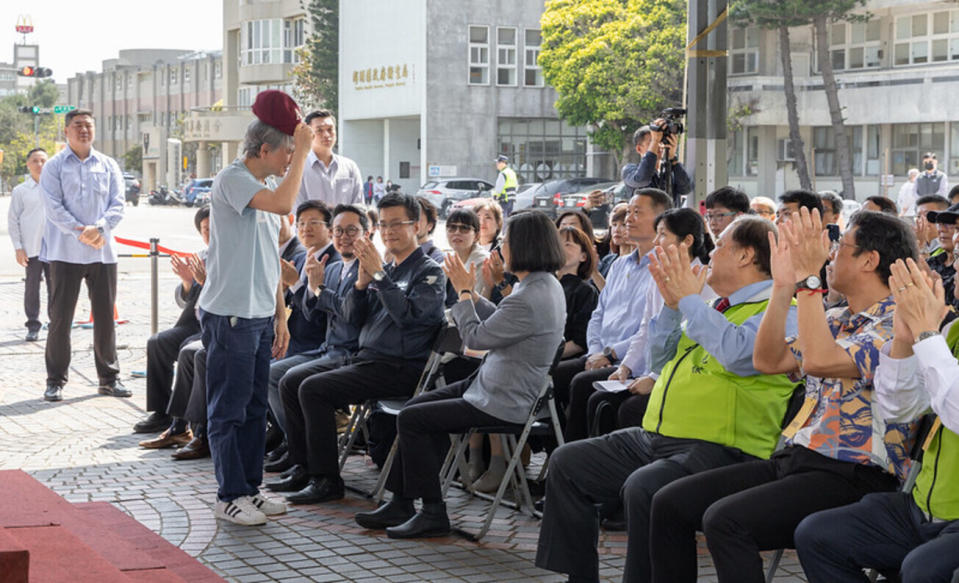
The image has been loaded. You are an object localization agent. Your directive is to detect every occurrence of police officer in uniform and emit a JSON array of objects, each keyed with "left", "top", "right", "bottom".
[{"left": 493, "top": 155, "right": 518, "bottom": 217}]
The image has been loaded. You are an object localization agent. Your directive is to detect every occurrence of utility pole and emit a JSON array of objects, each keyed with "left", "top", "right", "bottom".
[{"left": 685, "top": 0, "right": 728, "bottom": 206}]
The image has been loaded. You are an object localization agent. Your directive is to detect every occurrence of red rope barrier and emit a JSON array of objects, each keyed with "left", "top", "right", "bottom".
[{"left": 113, "top": 236, "right": 192, "bottom": 257}]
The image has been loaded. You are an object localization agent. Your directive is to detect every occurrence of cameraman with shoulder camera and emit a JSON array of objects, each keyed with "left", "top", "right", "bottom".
[{"left": 622, "top": 114, "right": 692, "bottom": 207}]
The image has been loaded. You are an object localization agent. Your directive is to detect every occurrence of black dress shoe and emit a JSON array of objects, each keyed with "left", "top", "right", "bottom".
[
  {"left": 264, "top": 451, "right": 293, "bottom": 473},
  {"left": 98, "top": 380, "right": 132, "bottom": 398},
  {"left": 43, "top": 384, "right": 63, "bottom": 402},
  {"left": 133, "top": 412, "right": 173, "bottom": 434},
  {"left": 25, "top": 330, "right": 39, "bottom": 342},
  {"left": 265, "top": 441, "right": 288, "bottom": 463},
  {"left": 265, "top": 465, "right": 309, "bottom": 492},
  {"left": 286, "top": 476, "right": 344, "bottom": 505},
  {"left": 386, "top": 502, "right": 450, "bottom": 539},
  {"left": 355, "top": 498, "right": 415, "bottom": 530}
]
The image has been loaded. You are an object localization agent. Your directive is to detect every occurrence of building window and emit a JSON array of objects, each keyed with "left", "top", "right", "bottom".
[
  {"left": 728, "top": 128, "right": 745, "bottom": 177},
  {"left": 814, "top": 126, "right": 836, "bottom": 176},
  {"left": 865, "top": 125, "right": 880, "bottom": 176},
  {"left": 497, "top": 118, "right": 587, "bottom": 182},
  {"left": 730, "top": 27, "right": 759, "bottom": 75},
  {"left": 892, "top": 122, "right": 945, "bottom": 175},
  {"left": 827, "top": 20, "right": 881, "bottom": 70},
  {"left": 170, "top": 68, "right": 178, "bottom": 85},
  {"left": 283, "top": 18, "right": 306, "bottom": 64},
  {"left": 524, "top": 29, "right": 543, "bottom": 87},
  {"left": 746, "top": 127, "right": 760, "bottom": 176},
  {"left": 241, "top": 19, "right": 283, "bottom": 65},
  {"left": 214, "top": 60, "right": 222, "bottom": 78},
  {"left": 895, "top": 11, "right": 959, "bottom": 66},
  {"left": 496, "top": 27, "right": 518, "bottom": 86},
  {"left": 184, "top": 67, "right": 191, "bottom": 85},
  {"left": 469, "top": 25, "right": 490, "bottom": 85}
]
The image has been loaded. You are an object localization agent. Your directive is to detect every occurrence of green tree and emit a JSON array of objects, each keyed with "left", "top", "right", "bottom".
[
  {"left": 293, "top": 0, "right": 338, "bottom": 117},
  {"left": 0, "top": 87, "right": 58, "bottom": 186},
  {"left": 123, "top": 145, "right": 142, "bottom": 175},
  {"left": 540, "top": 0, "right": 687, "bottom": 170}
]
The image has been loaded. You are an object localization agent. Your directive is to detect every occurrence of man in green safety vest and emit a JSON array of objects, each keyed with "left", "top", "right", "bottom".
[
  {"left": 794, "top": 256, "right": 959, "bottom": 583},
  {"left": 493, "top": 155, "right": 518, "bottom": 216}
]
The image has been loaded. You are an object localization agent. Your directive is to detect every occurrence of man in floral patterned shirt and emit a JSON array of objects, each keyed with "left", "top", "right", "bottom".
[{"left": 643, "top": 208, "right": 923, "bottom": 583}]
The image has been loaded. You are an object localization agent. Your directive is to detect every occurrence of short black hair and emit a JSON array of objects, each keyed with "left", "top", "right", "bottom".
[
  {"left": 729, "top": 216, "right": 777, "bottom": 277},
  {"left": 818, "top": 190, "right": 843, "bottom": 217},
  {"left": 296, "top": 200, "right": 331, "bottom": 224},
  {"left": 948, "top": 185, "right": 959, "bottom": 203},
  {"left": 26, "top": 148, "right": 47, "bottom": 160},
  {"left": 654, "top": 208, "right": 714, "bottom": 264},
  {"left": 416, "top": 196, "right": 438, "bottom": 234},
  {"left": 194, "top": 206, "right": 210, "bottom": 233},
  {"left": 779, "top": 189, "right": 824, "bottom": 215},
  {"left": 503, "top": 211, "right": 564, "bottom": 273},
  {"left": 304, "top": 109, "right": 335, "bottom": 126},
  {"left": 65, "top": 108, "right": 94, "bottom": 125},
  {"left": 634, "top": 187, "right": 673, "bottom": 213},
  {"left": 916, "top": 194, "right": 949, "bottom": 209},
  {"left": 446, "top": 208, "right": 480, "bottom": 232},
  {"left": 332, "top": 204, "right": 370, "bottom": 231},
  {"left": 377, "top": 192, "right": 420, "bottom": 222},
  {"left": 704, "top": 186, "right": 749, "bottom": 213},
  {"left": 633, "top": 126, "right": 651, "bottom": 147},
  {"left": 863, "top": 196, "right": 898, "bottom": 215},
  {"left": 556, "top": 210, "right": 595, "bottom": 242},
  {"left": 847, "top": 210, "right": 919, "bottom": 284}
]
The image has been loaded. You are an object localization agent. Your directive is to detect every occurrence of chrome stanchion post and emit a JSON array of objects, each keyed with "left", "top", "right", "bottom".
[{"left": 150, "top": 238, "right": 159, "bottom": 336}]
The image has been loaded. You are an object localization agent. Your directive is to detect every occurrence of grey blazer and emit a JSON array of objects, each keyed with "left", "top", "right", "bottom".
[{"left": 450, "top": 271, "right": 565, "bottom": 424}]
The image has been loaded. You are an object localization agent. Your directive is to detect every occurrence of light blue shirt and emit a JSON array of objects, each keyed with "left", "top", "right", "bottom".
[
  {"left": 8, "top": 176, "right": 46, "bottom": 257},
  {"left": 648, "top": 279, "right": 799, "bottom": 377},
  {"left": 296, "top": 151, "right": 364, "bottom": 208},
  {"left": 198, "top": 158, "right": 281, "bottom": 319},
  {"left": 39, "top": 146, "right": 124, "bottom": 264},
  {"left": 586, "top": 250, "right": 656, "bottom": 361}
]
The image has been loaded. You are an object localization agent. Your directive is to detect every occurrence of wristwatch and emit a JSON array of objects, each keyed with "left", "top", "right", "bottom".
[
  {"left": 602, "top": 346, "right": 616, "bottom": 360},
  {"left": 795, "top": 274, "right": 822, "bottom": 293},
  {"left": 915, "top": 330, "right": 940, "bottom": 344},
  {"left": 372, "top": 270, "right": 386, "bottom": 282}
]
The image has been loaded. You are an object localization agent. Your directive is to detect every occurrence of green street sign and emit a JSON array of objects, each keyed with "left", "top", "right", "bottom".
[{"left": 53, "top": 105, "right": 76, "bottom": 114}]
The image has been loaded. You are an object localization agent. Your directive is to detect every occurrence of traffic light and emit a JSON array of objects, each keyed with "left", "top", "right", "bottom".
[{"left": 17, "top": 66, "right": 52, "bottom": 78}]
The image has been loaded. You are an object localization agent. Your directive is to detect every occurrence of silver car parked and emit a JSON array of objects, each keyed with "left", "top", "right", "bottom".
[{"left": 416, "top": 178, "right": 495, "bottom": 218}]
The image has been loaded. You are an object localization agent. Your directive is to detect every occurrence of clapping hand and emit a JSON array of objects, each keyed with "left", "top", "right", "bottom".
[
  {"left": 281, "top": 258, "right": 299, "bottom": 288},
  {"left": 481, "top": 250, "right": 506, "bottom": 289},
  {"left": 767, "top": 229, "right": 797, "bottom": 291},
  {"left": 779, "top": 206, "right": 830, "bottom": 280},
  {"left": 648, "top": 243, "right": 706, "bottom": 310},
  {"left": 171, "top": 254, "right": 193, "bottom": 286},
  {"left": 187, "top": 253, "right": 206, "bottom": 286},
  {"left": 443, "top": 253, "right": 476, "bottom": 297},
  {"left": 305, "top": 248, "right": 328, "bottom": 291},
  {"left": 889, "top": 258, "right": 948, "bottom": 340},
  {"left": 353, "top": 237, "right": 385, "bottom": 279}
]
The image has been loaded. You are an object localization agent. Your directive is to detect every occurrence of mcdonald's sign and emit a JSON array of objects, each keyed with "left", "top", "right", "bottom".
[{"left": 15, "top": 15, "right": 34, "bottom": 34}]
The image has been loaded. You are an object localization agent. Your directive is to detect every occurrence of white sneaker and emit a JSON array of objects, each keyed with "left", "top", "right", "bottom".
[
  {"left": 215, "top": 497, "right": 267, "bottom": 526},
  {"left": 249, "top": 493, "right": 287, "bottom": 516}
]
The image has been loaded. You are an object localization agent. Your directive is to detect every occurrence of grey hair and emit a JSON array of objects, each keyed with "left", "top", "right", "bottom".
[{"left": 242, "top": 120, "right": 293, "bottom": 159}]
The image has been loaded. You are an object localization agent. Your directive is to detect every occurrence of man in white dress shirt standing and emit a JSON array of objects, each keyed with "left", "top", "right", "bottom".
[
  {"left": 296, "top": 110, "right": 364, "bottom": 208},
  {"left": 8, "top": 148, "right": 50, "bottom": 342}
]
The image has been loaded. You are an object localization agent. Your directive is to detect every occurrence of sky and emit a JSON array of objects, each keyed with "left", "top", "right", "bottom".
[{"left": 0, "top": 0, "right": 223, "bottom": 85}]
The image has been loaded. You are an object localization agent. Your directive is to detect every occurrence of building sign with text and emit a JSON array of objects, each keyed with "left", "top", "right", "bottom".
[{"left": 352, "top": 63, "right": 414, "bottom": 91}]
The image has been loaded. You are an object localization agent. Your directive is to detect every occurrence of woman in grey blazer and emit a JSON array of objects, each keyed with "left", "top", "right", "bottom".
[{"left": 353, "top": 210, "right": 566, "bottom": 539}]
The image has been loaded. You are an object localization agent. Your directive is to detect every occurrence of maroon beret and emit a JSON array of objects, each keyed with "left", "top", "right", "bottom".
[{"left": 252, "top": 90, "right": 301, "bottom": 136}]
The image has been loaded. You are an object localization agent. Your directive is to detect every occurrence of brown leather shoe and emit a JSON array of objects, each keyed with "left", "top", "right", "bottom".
[
  {"left": 171, "top": 436, "right": 210, "bottom": 460},
  {"left": 139, "top": 428, "right": 192, "bottom": 449}
]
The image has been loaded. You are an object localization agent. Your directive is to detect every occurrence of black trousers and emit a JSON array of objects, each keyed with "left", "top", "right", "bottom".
[
  {"left": 563, "top": 361, "right": 618, "bottom": 441},
  {"left": 166, "top": 341, "right": 207, "bottom": 428},
  {"left": 534, "top": 428, "right": 752, "bottom": 583},
  {"left": 583, "top": 391, "right": 650, "bottom": 437},
  {"left": 796, "top": 491, "right": 959, "bottom": 583},
  {"left": 282, "top": 359, "right": 422, "bottom": 478},
  {"left": 45, "top": 261, "right": 118, "bottom": 386},
  {"left": 146, "top": 328, "right": 200, "bottom": 412},
  {"left": 649, "top": 445, "right": 899, "bottom": 583},
  {"left": 23, "top": 256, "right": 50, "bottom": 332},
  {"left": 385, "top": 380, "right": 503, "bottom": 500}
]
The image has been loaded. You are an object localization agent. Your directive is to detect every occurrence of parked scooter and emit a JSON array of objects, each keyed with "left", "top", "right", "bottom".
[{"left": 148, "top": 186, "right": 179, "bottom": 206}]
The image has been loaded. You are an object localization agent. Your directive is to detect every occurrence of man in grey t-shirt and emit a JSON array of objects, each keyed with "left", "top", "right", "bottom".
[{"left": 198, "top": 89, "right": 313, "bottom": 527}]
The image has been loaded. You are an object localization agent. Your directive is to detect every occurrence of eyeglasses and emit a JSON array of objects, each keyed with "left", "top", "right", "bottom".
[
  {"left": 446, "top": 224, "right": 475, "bottom": 234},
  {"left": 705, "top": 211, "right": 737, "bottom": 221},
  {"left": 297, "top": 220, "right": 328, "bottom": 229},
  {"left": 332, "top": 226, "right": 362, "bottom": 237},
  {"left": 754, "top": 209, "right": 774, "bottom": 217},
  {"left": 377, "top": 220, "right": 415, "bottom": 231}
]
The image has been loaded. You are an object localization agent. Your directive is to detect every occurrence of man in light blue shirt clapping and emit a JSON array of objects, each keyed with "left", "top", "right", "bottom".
[{"left": 40, "top": 109, "right": 126, "bottom": 403}]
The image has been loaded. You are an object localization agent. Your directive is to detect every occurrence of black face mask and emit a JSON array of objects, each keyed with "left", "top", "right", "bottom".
[{"left": 925, "top": 161, "right": 936, "bottom": 171}]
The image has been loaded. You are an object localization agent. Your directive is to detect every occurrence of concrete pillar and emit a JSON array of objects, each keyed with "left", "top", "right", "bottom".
[
  {"left": 196, "top": 141, "right": 210, "bottom": 178},
  {"left": 383, "top": 118, "right": 391, "bottom": 181},
  {"left": 685, "top": 0, "right": 728, "bottom": 205}
]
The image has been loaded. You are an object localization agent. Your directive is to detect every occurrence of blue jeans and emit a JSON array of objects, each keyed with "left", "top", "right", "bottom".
[
  {"left": 796, "top": 491, "right": 959, "bottom": 583},
  {"left": 200, "top": 310, "right": 273, "bottom": 502}
]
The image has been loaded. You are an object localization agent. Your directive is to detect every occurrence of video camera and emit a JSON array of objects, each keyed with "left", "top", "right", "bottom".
[{"left": 649, "top": 107, "right": 687, "bottom": 140}]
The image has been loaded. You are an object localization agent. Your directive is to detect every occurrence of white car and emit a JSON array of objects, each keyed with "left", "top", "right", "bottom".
[{"left": 416, "top": 178, "right": 495, "bottom": 218}]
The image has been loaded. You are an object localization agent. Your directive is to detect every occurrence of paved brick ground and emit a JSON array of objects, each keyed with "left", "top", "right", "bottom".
[{"left": 0, "top": 266, "right": 809, "bottom": 582}]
